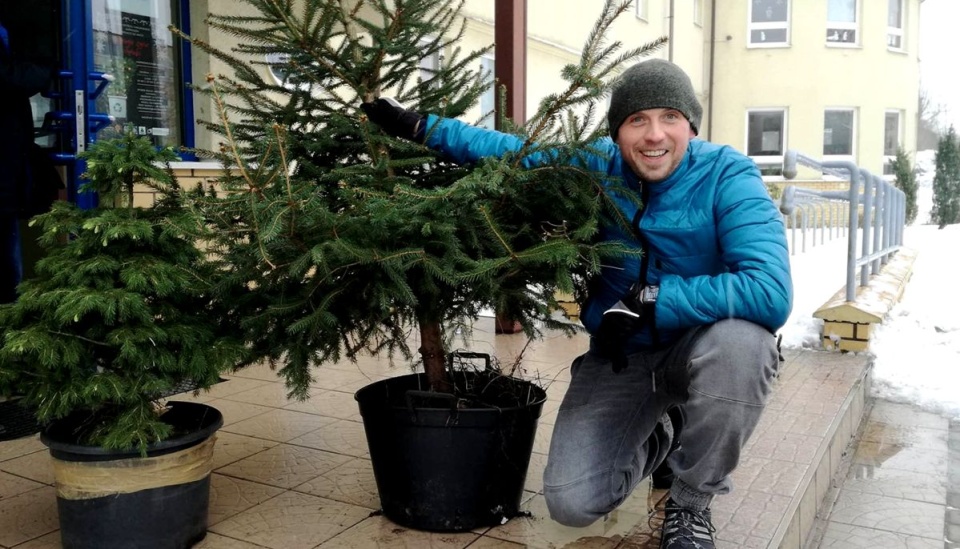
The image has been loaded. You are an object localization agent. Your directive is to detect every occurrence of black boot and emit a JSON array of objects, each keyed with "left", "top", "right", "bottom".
[{"left": 659, "top": 498, "right": 716, "bottom": 548}]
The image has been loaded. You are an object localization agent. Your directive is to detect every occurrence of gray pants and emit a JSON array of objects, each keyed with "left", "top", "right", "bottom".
[{"left": 543, "top": 319, "right": 780, "bottom": 527}]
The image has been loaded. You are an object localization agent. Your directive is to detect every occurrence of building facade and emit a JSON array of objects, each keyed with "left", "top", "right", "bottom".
[{"left": 9, "top": 0, "right": 922, "bottom": 199}]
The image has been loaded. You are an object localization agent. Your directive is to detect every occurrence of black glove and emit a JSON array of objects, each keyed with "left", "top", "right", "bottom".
[
  {"left": 360, "top": 97, "right": 426, "bottom": 142},
  {"left": 594, "top": 300, "right": 644, "bottom": 374}
]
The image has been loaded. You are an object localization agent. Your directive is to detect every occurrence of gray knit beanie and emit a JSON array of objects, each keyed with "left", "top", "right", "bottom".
[{"left": 607, "top": 59, "right": 702, "bottom": 138}]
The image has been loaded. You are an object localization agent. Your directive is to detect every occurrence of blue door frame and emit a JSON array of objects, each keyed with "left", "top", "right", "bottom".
[{"left": 46, "top": 0, "right": 195, "bottom": 209}]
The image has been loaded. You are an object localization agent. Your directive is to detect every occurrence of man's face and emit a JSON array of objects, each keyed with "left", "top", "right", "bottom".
[{"left": 615, "top": 108, "right": 696, "bottom": 183}]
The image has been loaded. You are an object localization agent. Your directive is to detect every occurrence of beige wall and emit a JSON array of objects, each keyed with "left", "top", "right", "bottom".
[
  {"left": 709, "top": 0, "right": 921, "bottom": 178},
  {"left": 184, "top": 0, "right": 919, "bottom": 181}
]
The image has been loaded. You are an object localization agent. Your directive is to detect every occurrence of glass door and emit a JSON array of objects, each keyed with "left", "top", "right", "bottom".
[
  {"left": 90, "top": 0, "right": 183, "bottom": 147},
  {"left": 32, "top": 0, "right": 184, "bottom": 208}
]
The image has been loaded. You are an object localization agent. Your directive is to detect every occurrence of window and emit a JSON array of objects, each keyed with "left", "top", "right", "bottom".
[
  {"left": 748, "top": 0, "right": 790, "bottom": 46},
  {"left": 746, "top": 109, "right": 786, "bottom": 174},
  {"left": 887, "top": 0, "right": 904, "bottom": 50},
  {"left": 826, "top": 0, "right": 858, "bottom": 45},
  {"left": 694, "top": 0, "right": 704, "bottom": 27},
  {"left": 635, "top": 0, "right": 648, "bottom": 21},
  {"left": 92, "top": 0, "right": 183, "bottom": 147},
  {"left": 479, "top": 55, "right": 496, "bottom": 130},
  {"left": 418, "top": 38, "right": 441, "bottom": 86},
  {"left": 883, "top": 110, "right": 901, "bottom": 175},
  {"left": 823, "top": 109, "right": 855, "bottom": 158}
]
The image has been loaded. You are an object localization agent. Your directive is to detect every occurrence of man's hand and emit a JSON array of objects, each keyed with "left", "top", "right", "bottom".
[
  {"left": 594, "top": 297, "right": 644, "bottom": 373},
  {"left": 360, "top": 97, "right": 425, "bottom": 142}
]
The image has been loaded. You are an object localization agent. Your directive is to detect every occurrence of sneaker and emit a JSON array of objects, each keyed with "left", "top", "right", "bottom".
[
  {"left": 659, "top": 498, "right": 716, "bottom": 548},
  {"left": 651, "top": 406, "right": 684, "bottom": 489}
]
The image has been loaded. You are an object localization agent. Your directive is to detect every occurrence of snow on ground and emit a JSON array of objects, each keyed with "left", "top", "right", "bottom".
[{"left": 780, "top": 149, "right": 960, "bottom": 419}]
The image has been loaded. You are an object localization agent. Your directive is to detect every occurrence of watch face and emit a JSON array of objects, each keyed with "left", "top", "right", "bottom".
[{"left": 642, "top": 286, "right": 659, "bottom": 304}]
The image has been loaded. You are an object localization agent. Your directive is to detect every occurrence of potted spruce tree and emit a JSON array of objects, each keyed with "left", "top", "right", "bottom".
[
  {"left": 0, "top": 131, "right": 247, "bottom": 548},
  {"left": 180, "top": 0, "right": 655, "bottom": 531}
]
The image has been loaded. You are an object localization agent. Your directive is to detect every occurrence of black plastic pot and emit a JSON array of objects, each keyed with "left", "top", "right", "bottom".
[
  {"left": 40, "top": 401, "right": 223, "bottom": 549},
  {"left": 0, "top": 397, "right": 41, "bottom": 442},
  {"left": 355, "top": 370, "right": 547, "bottom": 532}
]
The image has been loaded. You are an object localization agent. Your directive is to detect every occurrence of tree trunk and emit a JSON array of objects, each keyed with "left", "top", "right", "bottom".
[{"left": 419, "top": 320, "right": 452, "bottom": 392}]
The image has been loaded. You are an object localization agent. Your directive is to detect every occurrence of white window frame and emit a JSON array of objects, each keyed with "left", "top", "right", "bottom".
[
  {"left": 887, "top": 0, "right": 905, "bottom": 51},
  {"left": 748, "top": 0, "right": 791, "bottom": 48},
  {"left": 883, "top": 110, "right": 902, "bottom": 177},
  {"left": 635, "top": 0, "right": 648, "bottom": 21},
  {"left": 418, "top": 37, "right": 442, "bottom": 86},
  {"left": 479, "top": 55, "right": 496, "bottom": 130},
  {"left": 823, "top": 108, "right": 857, "bottom": 163},
  {"left": 826, "top": 0, "right": 859, "bottom": 47},
  {"left": 745, "top": 108, "right": 788, "bottom": 172},
  {"left": 693, "top": 0, "right": 704, "bottom": 27}
]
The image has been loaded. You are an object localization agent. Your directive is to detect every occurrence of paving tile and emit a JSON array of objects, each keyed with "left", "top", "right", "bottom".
[
  {"left": 0, "top": 486, "right": 59, "bottom": 548},
  {"left": 309, "top": 368, "right": 389, "bottom": 394},
  {"left": 0, "top": 436, "right": 45, "bottom": 463},
  {"left": 843, "top": 464, "right": 947, "bottom": 505},
  {"left": 222, "top": 382, "right": 307, "bottom": 408},
  {"left": 229, "top": 362, "right": 286, "bottom": 382},
  {"left": 741, "top": 430, "right": 823, "bottom": 464},
  {"left": 480, "top": 494, "right": 640, "bottom": 548},
  {"left": 208, "top": 474, "right": 285, "bottom": 526},
  {"left": 10, "top": 531, "right": 62, "bottom": 548},
  {"left": 203, "top": 377, "right": 274, "bottom": 400},
  {"left": 0, "top": 471, "right": 44, "bottom": 500},
  {"left": 283, "top": 389, "right": 363, "bottom": 421},
  {"left": 859, "top": 422, "right": 949, "bottom": 450},
  {"left": 319, "top": 514, "right": 480, "bottom": 547},
  {"left": 851, "top": 440, "right": 949, "bottom": 476},
  {"left": 0, "top": 451, "right": 54, "bottom": 486},
  {"left": 222, "top": 409, "right": 334, "bottom": 443},
  {"left": 293, "top": 457, "right": 380, "bottom": 510},
  {"left": 193, "top": 532, "right": 270, "bottom": 548},
  {"left": 868, "top": 401, "right": 950, "bottom": 431},
  {"left": 523, "top": 451, "right": 547, "bottom": 495},
  {"left": 827, "top": 490, "right": 945, "bottom": 539},
  {"left": 288, "top": 419, "right": 369, "bottom": 458},
  {"left": 204, "top": 399, "right": 274, "bottom": 427},
  {"left": 211, "top": 432, "right": 280, "bottom": 471},
  {"left": 756, "top": 409, "right": 836, "bottom": 438},
  {"left": 731, "top": 456, "right": 810, "bottom": 496},
  {"left": 818, "top": 521, "right": 942, "bottom": 548},
  {"left": 209, "top": 490, "right": 371, "bottom": 549},
  {"left": 711, "top": 489, "right": 792, "bottom": 546},
  {"left": 464, "top": 537, "right": 527, "bottom": 548},
  {"left": 217, "top": 443, "right": 351, "bottom": 489}
]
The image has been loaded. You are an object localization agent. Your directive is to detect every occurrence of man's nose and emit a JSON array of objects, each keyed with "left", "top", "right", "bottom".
[{"left": 644, "top": 120, "right": 665, "bottom": 141}]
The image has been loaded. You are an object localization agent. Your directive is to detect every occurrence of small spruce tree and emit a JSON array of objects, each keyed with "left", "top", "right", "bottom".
[
  {"left": 891, "top": 146, "right": 918, "bottom": 225},
  {"left": 178, "top": 0, "right": 661, "bottom": 394},
  {"left": 0, "top": 131, "right": 247, "bottom": 451},
  {"left": 932, "top": 126, "right": 960, "bottom": 228}
]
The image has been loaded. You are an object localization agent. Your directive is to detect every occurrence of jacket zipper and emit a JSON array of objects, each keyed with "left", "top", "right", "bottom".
[{"left": 631, "top": 183, "right": 660, "bottom": 347}]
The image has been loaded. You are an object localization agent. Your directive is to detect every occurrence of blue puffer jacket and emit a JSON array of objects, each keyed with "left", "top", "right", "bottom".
[{"left": 423, "top": 115, "right": 793, "bottom": 353}]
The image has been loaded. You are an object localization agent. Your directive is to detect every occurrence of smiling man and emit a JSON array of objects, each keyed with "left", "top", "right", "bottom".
[{"left": 362, "top": 58, "right": 793, "bottom": 548}]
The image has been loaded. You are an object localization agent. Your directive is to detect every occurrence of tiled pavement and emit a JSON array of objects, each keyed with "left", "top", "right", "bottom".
[{"left": 0, "top": 317, "right": 953, "bottom": 548}]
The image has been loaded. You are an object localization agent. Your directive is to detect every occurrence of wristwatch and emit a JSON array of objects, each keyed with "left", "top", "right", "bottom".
[{"left": 639, "top": 285, "right": 659, "bottom": 307}]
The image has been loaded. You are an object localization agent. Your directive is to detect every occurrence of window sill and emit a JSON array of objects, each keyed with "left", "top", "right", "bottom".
[
  {"left": 747, "top": 43, "right": 791, "bottom": 49},
  {"left": 825, "top": 43, "right": 861, "bottom": 49}
]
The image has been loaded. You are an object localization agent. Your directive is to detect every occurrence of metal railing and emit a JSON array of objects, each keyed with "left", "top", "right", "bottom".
[{"left": 779, "top": 150, "right": 906, "bottom": 302}]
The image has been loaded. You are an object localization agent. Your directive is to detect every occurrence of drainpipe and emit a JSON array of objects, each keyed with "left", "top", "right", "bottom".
[
  {"left": 668, "top": 0, "right": 675, "bottom": 62},
  {"left": 706, "top": 0, "right": 717, "bottom": 140}
]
